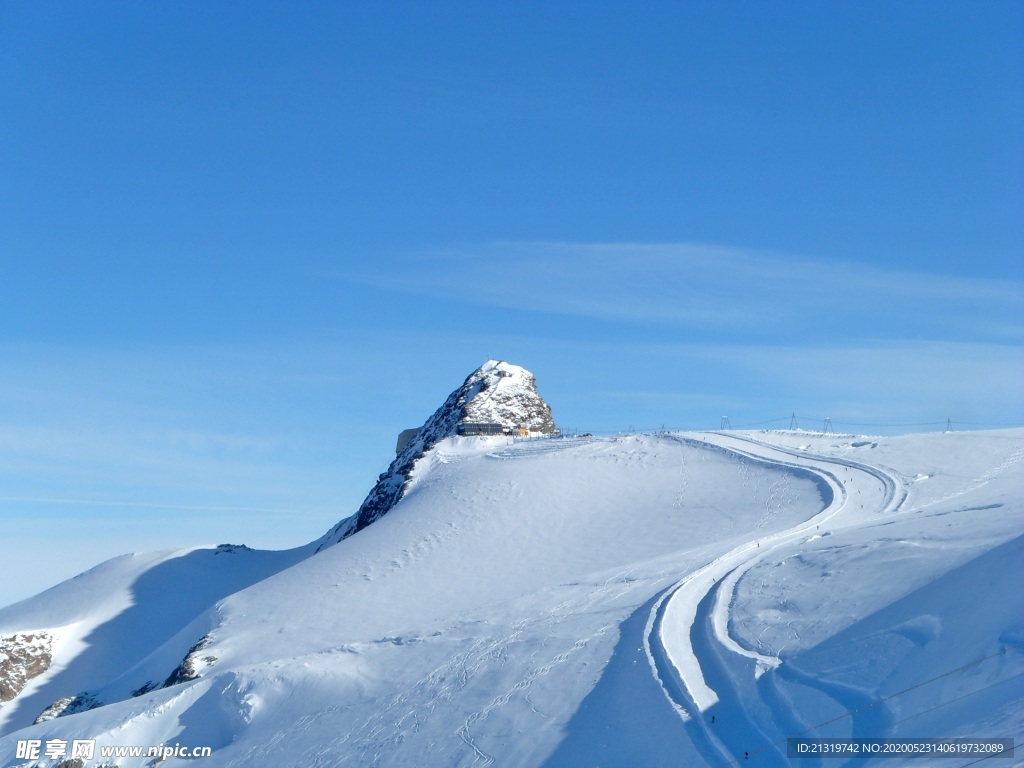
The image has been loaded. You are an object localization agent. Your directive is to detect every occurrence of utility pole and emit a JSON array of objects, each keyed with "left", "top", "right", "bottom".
[
  {"left": 790, "top": 412, "right": 798, "bottom": 430},
  {"left": 823, "top": 417, "right": 834, "bottom": 434},
  {"left": 946, "top": 417, "right": 953, "bottom": 432},
  {"left": 721, "top": 416, "right": 731, "bottom": 430}
]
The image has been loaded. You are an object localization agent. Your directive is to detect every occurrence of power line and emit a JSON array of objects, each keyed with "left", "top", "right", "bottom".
[
  {"left": 727, "top": 417, "right": 790, "bottom": 429},
  {"left": 711, "top": 643, "right": 1024, "bottom": 768},
  {"left": 530, "top": 418, "right": 1023, "bottom": 438},
  {"left": 820, "top": 418, "right": 948, "bottom": 427},
  {"left": 956, "top": 750, "right": 1015, "bottom": 768},
  {"left": 952, "top": 420, "right": 1024, "bottom": 427},
  {"left": 889, "top": 671, "right": 1024, "bottom": 729}
]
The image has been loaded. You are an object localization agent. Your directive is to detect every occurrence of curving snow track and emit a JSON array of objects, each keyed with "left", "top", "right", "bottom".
[{"left": 644, "top": 432, "right": 905, "bottom": 766}]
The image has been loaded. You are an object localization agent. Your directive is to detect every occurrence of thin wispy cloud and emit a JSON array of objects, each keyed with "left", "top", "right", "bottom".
[
  {"left": 552, "top": 337, "right": 1024, "bottom": 424},
  {"left": 332, "top": 242, "right": 1024, "bottom": 343}
]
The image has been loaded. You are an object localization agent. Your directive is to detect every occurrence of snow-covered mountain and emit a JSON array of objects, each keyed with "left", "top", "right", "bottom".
[
  {"left": 0, "top": 361, "right": 1021, "bottom": 767},
  {"left": 316, "top": 359, "right": 558, "bottom": 547}
]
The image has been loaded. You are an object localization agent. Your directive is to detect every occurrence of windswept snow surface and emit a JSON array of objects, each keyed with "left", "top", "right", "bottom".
[
  {"left": 0, "top": 430, "right": 1021, "bottom": 767},
  {"left": 0, "top": 544, "right": 308, "bottom": 736}
]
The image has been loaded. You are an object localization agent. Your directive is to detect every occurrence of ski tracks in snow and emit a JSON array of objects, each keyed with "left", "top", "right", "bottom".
[{"left": 644, "top": 432, "right": 905, "bottom": 766}]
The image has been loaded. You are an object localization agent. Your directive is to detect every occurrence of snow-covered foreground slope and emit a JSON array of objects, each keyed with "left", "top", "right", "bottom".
[
  {"left": 0, "top": 545, "right": 309, "bottom": 735},
  {"left": 0, "top": 429, "right": 1021, "bottom": 767}
]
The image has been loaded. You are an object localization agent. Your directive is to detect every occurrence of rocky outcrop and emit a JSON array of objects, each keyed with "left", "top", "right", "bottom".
[
  {"left": 162, "top": 635, "right": 216, "bottom": 687},
  {"left": 317, "top": 360, "right": 557, "bottom": 550},
  {"left": 0, "top": 632, "right": 52, "bottom": 706},
  {"left": 131, "top": 634, "right": 217, "bottom": 698},
  {"left": 34, "top": 692, "right": 99, "bottom": 724}
]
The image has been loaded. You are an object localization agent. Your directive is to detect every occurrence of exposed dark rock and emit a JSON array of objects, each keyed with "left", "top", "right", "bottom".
[
  {"left": 0, "top": 632, "right": 52, "bottom": 705},
  {"left": 131, "top": 680, "right": 160, "bottom": 697},
  {"left": 34, "top": 692, "right": 100, "bottom": 723},
  {"left": 316, "top": 360, "right": 557, "bottom": 550},
  {"left": 163, "top": 635, "right": 215, "bottom": 687},
  {"left": 214, "top": 543, "right": 251, "bottom": 554}
]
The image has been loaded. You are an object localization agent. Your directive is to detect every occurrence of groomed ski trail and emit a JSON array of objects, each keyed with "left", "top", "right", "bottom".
[{"left": 644, "top": 432, "right": 905, "bottom": 766}]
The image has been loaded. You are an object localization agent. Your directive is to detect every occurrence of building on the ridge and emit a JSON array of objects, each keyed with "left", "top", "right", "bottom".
[
  {"left": 396, "top": 428, "right": 420, "bottom": 454},
  {"left": 456, "top": 422, "right": 509, "bottom": 437}
]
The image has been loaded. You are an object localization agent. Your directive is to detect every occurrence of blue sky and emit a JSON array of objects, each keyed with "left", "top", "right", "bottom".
[{"left": 1, "top": 1, "right": 1022, "bottom": 606}]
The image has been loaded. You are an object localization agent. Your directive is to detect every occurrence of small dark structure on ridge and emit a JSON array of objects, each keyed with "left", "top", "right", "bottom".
[{"left": 457, "top": 422, "right": 509, "bottom": 437}]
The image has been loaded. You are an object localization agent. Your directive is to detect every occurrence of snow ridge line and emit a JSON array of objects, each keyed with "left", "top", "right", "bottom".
[
  {"left": 700, "top": 433, "right": 906, "bottom": 672},
  {"left": 642, "top": 439, "right": 846, "bottom": 707},
  {"left": 716, "top": 432, "right": 906, "bottom": 517},
  {"left": 643, "top": 433, "right": 905, "bottom": 765}
]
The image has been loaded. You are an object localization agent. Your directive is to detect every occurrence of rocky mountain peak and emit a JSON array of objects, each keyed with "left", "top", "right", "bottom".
[
  {"left": 457, "top": 360, "right": 557, "bottom": 434},
  {"left": 316, "top": 360, "right": 557, "bottom": 550}
]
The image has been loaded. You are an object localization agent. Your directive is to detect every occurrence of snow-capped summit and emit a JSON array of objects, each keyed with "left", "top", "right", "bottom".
[
  {"left": 456, "top": 360, "right": 558, "bottom": 435},
  {"left": 316, "top": 360, "right": 557, "bottom": 548}
]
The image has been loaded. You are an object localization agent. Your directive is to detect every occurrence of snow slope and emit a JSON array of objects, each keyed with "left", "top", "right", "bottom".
[
  {"left": 316, "top": 359, "right": 558, "bottom": 547},
  {"left": 0, "top": 425, "right": 1020, "bottom": 767},
  {"left": 0, "top": 544, "right": 308, "bottom": 736}
]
